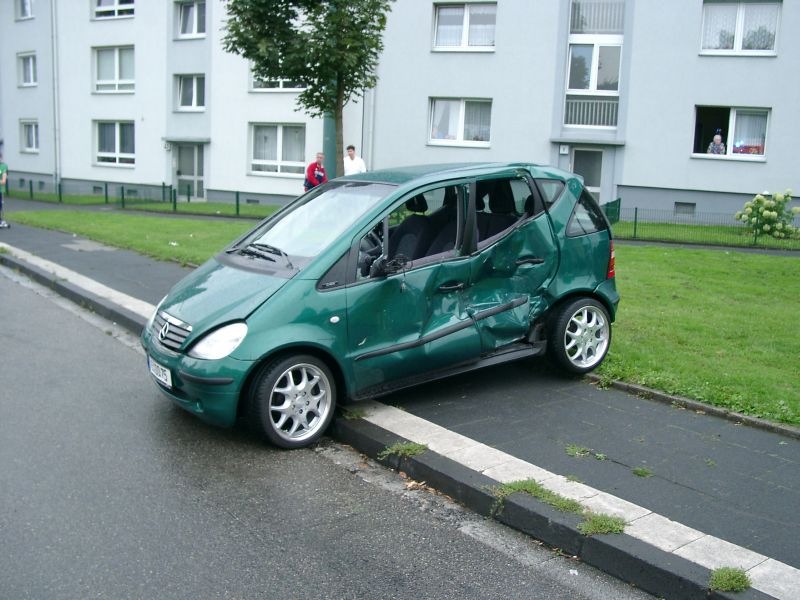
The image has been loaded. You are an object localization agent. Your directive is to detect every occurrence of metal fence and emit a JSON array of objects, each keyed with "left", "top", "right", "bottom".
[{"left": 603, "top": 203, "right": 800, "bottom": 251}]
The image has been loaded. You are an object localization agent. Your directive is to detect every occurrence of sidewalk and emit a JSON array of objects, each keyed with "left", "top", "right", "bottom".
[{"left": 1, "top": 214, "right": 798, "bottom": 600}]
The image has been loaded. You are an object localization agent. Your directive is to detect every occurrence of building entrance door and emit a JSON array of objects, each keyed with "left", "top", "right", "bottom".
[
  {"left": 175, "top": 144, "right": 204, "bottom": 200},
  {"left": 571, "top": 148, "right": 602, "bottom": 202}
]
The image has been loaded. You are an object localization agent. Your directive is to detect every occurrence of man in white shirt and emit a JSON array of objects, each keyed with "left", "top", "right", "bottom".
[{"left": 343, "top": 145, "right": 367, "bottom": 176}]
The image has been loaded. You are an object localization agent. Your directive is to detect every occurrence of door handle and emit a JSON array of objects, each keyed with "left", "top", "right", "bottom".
[
  {"left": 516, "top": 256, "right": 544, "bottom": 265},
  {"left": 438, "top": 282, "right": 465, "bottom": 292}
]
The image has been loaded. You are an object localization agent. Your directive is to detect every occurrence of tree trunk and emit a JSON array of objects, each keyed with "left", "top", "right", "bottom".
[{"left": 335, "top": 82, "right": 345, "bottom": 177}]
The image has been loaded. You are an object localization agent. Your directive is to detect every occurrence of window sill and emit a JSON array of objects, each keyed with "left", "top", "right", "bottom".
[
  {"left": 93, "top": 15, "right": 135, "bottom": 21},
  {"left": 691, "top": 153, "right": 766, "bottom": 163},
  {"left": 94, "top": 90, "right": 135, "bottom": 95},
  {"left": 699, "top": 50, "right": 776, "bottom": 57},
  {"left": 249, "top": 88, "right": 305, "bottom": 93},
  {"left": 247, "top": 171, "right": 304, "bottom": 179},
  {"left": 20, "top": 150, "right": 40, "bottom": 154},
  {"left": 175, "top": 107, "right": 206, "bottom": 113},
  {"left": 93, "top": 161, "right": 135, "bottom": 168},
  {"left": 18, "top": 83, "right": 38, "bottom": 88},
  {"left": 174, "top": 34, "right": 207, "bottom": 41},
  {"left": 431, "top": 47, "right": 495, "bottom": 53},
  {"left": 428, "top": 140, "right": 491, "bottom": 148},
  {"left": 15, "top": 16, "right": 35, "bottom": 22}
]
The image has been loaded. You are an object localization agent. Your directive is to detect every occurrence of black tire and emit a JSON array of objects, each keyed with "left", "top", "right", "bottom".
[
  {"left": 248, "top": 354, "right": 336, "bottom": 449},
  {"left": 548, "top": 297, "right": 611, "bottom": 374}
]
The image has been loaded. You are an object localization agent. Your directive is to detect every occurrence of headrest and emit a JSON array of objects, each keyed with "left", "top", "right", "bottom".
[
  {"left": 443, "top": 186, "right": 457, "bottom": 208},
  {"left": 489, "top": 181, "right": 516, "bottom": 215},
  {"left": 405, "top": 194, "right": 428, "bottom": 213}
]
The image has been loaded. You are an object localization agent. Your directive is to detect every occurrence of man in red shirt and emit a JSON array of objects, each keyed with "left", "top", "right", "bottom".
[{"left": 304, "top": 152, "right": 328, "bottom": 191}]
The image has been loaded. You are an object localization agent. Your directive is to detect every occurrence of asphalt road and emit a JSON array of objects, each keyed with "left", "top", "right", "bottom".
[{"left": 0, "top": 269, "right": 652, "bottom": 599}]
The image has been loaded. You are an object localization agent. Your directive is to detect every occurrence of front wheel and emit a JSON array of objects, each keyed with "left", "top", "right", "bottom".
[
  {"left": 248, "top": 355, "right": 336, "bottom": 449},
  {"left": 548, "top": 298, "right": 611, "bottom": 374}
]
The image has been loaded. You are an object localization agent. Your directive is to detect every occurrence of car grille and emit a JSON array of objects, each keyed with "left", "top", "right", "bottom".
[{"left": 152, "top": 311, "right": 192, "bottom": 352}]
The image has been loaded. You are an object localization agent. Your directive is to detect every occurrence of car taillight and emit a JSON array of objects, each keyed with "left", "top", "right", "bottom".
[{"left": 607, "top": 241, "right": 616, "bottom": 279}]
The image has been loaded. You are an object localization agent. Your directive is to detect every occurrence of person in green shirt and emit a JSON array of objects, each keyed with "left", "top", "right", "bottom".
[{"left": 0, "top": 156, "right": 8, "bottom": 228}]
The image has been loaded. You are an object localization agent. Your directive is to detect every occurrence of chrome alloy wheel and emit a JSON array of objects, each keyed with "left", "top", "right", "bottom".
[
  {"left": 563, "top": 305, "right": 610, "bottom": 370},
  {"left": 268, "top": 362, "right": 333, "bottom": 445}
]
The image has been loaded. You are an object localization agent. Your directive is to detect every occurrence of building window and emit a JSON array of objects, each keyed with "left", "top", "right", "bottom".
[
  {"left": 96, "top": 121, "right": 135, "bottom": 165},
  {"left": 252, "top": 77, "right": 304, "bottom": 91},
  {"left": 18, "top": 53, "right": 37, "bottom": 86},
  {"left": 693, "top": 106, "right": 769, "bottom": 158},
  {"left": 250, "top": 124, "right": 306, "bottom": 174},
  {"left": 429, "top": 98, "right": 492, "bottom": 145},
  {"left": 95, "top": 47, "right": 134, "bottom": 92},
  {"left": 178, "top": 1, "right": 206, "bottom": 37},
  {"left": 16, "top": 0, "right": 33, "bottom": 19},
  {"left": 20, "top": 120, "right": 39, "bottom": 153},
  {"left": 433, "top": 3, "right": 496, "bottom": 50},
  {"left": 564, "top": 0, "right": 624, "bottom": 128},
  {"left": 95, "top": 0, "right": 134, "bottom": 19},
  {"left": 701, "top": 1, "right": 779, "bottom": 54},
  {"left": 177, "top": 75, "right": 205, "bottom": 109}
]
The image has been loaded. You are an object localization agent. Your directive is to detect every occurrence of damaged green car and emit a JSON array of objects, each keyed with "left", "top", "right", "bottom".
[{"left": 142, "top": 163, "right": 619, "bottom": 448}]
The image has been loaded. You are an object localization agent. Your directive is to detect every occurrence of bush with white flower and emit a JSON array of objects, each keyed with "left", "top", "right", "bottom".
[{"left": 735, "top": 189, "right": 800, "bottom": 241}]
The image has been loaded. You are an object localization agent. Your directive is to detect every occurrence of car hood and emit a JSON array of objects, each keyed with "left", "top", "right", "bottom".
[{"left": 159, "top": 258, "right": 289, "bottom": 334}]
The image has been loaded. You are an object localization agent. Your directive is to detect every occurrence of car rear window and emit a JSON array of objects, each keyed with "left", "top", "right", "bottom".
[{"left": 566, "top": 189, "right": 609, "bottom": 237}]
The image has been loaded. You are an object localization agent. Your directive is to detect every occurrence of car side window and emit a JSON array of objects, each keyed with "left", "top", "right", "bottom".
[
  {"left": 535, "top": 179, "right": 565, "bottom": 207},
  {"left": 355, "top": 184, "right": 462, "bottom": 281},
  {"left": 474, "top": 177, "right": 524, "bottom": 246},
  {"left": 566, "top": 189, "right": 609, "bottom": 237}
]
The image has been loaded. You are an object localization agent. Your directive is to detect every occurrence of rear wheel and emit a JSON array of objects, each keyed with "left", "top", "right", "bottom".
[
  {"left": 248, "top": 354, "right": 336, "bottom": 449},
  {"left": 548, "top": 298, "right": 611, "bottom": 374}
]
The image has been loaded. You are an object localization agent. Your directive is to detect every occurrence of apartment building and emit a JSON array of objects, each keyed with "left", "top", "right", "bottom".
[{"left": 1, "top": 0, "right": 797, "bottom": 213}]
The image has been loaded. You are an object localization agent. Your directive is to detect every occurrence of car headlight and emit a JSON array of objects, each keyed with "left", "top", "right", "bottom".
[{"left": 188, "top": 322, "right": 248, "bottom": 360}]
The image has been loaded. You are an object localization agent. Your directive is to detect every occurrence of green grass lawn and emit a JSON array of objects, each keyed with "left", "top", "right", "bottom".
[
  {"left": 8, "top": 210, "right": 800, "bottom": 426},
  {"left": 612, "top": 220, "right": 800, "bottom": 251}
]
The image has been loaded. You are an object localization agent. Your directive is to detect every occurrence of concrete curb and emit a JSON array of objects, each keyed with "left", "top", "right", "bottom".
[
  {"left": 331, "top": 416, "right": 774, "bottom": 600},
  {"left": 0, "top": 252, "right": 148, "bottom": 335}
]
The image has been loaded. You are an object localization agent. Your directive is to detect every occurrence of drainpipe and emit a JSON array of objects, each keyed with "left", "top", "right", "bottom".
[{"left": 50, "top": 0, "right": 61, "bottom": 190}]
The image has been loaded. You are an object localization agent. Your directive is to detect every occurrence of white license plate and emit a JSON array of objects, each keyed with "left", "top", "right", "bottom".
[{"left": 148, "top": 356, "right": 173, "bottom": 388}]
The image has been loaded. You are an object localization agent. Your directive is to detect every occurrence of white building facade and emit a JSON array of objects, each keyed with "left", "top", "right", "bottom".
[{"left": 1, "top": 0, "right": 797, "bottom": 214}]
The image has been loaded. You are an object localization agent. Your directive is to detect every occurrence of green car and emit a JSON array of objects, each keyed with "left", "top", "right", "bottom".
[{"left": 142, "top": 163, "right": 618, "bottom": 448}]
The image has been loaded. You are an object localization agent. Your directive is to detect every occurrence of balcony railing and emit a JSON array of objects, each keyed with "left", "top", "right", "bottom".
[{"left": 564, "top": 95, "right": 618, "bottom": 127}]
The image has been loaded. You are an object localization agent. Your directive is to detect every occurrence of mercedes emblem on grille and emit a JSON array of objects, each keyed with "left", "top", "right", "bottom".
[{"left": 158, "top": 321, "right": 170, "bottom": 341}]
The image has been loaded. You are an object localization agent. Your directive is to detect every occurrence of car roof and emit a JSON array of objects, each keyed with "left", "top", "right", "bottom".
[{"left": 342, "top": 162, "right": 572, "bottom": 188}]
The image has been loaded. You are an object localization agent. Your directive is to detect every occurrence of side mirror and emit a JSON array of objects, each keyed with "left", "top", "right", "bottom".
[{"left": 369, "top": 254, "right": 409, "bottom": 278}]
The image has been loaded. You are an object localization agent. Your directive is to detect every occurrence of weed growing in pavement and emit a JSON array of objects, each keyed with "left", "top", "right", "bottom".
[
  {"left": 491, "top": 479, "right": 583, "bottom": 516},
  {"left": 341, "top": 407, "right": 366, "bottom": 420},
  {"left": 377, "top": 442, "right": 427, "bottom": 460},
  {"left": 565, "top": 444, "right": 591, "bottom": 458},
  {"left": 709, "top": 567, "right": 750, "bottom": 592},
  {"left": 577, "top": 513, "right": 625, "bottom": 536},
  {"left": 632, "top": 467, "right": 654, "bottom": 478}
]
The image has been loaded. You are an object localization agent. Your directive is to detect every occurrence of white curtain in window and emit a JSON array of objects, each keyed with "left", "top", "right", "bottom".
[
  {"left": 742, "top": 3, "right": 778, "bottom": 50},
  {"left": 702, "top": 4, "right": 736, "bottom": 49},
  {"left": 468, "top": 4, "right": 496, "bottom": 46},
  {"left": 253, "top": 126, "right": 278, "bottom": 161},
  {"left": 571, "top": 0, "right": 624, "bottom": 34},
  {"left": 431, "top": 100, "right": 459, "bottom": 140},
  {"left": 97, "top": 49, "right": 115, "bottom": 80},
  {"left": 464, "top": 101, "right": 491, "bottom": 142},
  {"left": 119, "top": 48, "right": 134, "bottom": 80},
  {"left": 119, "top": 123, "right": 135, "bottom": 154},
  {"left": 733, "top": 111, "right": 767, "bottom": 154},
  {"left": 435, "top": 7, "right": 464, "bottom": 47},
  {"left": 98, "top": 123, "right": 116, "bottom": 153},
  {"left": 181, "top": 4, "right": 195, "bottom": 34},
  {"left": 282, "top": 126, "right": 305, "bottom": 162}
]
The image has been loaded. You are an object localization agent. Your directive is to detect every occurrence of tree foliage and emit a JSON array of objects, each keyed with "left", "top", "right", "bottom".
[{"left": 223, "top": 0, "right": 393, "bottom": 176}]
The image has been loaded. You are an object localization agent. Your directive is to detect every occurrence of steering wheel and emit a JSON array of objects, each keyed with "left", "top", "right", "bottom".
[{"left": 358, "top": 230, "right": 383, "bottom": 276}]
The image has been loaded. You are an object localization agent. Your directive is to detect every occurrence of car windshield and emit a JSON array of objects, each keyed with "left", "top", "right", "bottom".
[{"left": 248, "top": 181, "right": 395, "bottom": 259}]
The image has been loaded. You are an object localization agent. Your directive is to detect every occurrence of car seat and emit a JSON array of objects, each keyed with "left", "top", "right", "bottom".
[{"left": 388, "top": 195, "right": 436, "bottom": 260}]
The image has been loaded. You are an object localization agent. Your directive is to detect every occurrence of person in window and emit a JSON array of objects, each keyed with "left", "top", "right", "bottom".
[
  {"left": 304, "top": 152, "right": 327, "bottom": 191},
  {"left": 343, "top": 145, "right": 367, "bottom": 176},
  {"left": 707, "top": 133, "right": 726, "bottom": 155}
]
